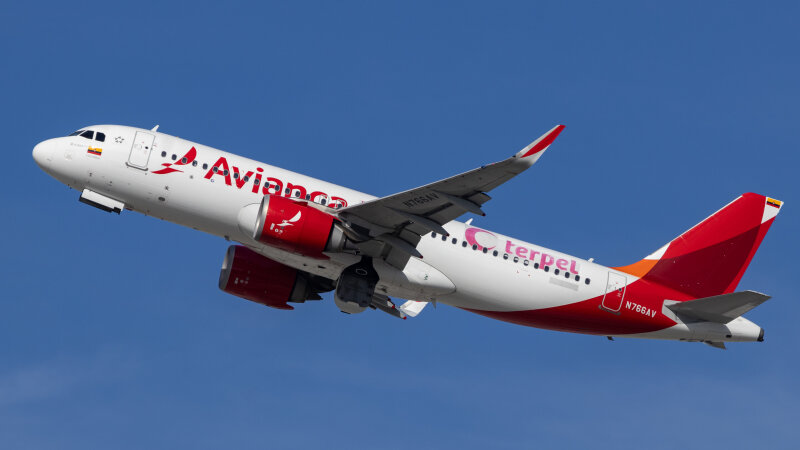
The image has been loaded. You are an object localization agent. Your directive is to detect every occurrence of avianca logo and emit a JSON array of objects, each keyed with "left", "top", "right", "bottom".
[
  {"left": 152, "top": 147, "right": 197, "bottom": 174},
  {"left": 276, "top": 211, "right": 301, "bottom": 228},
  {"left": 465, "top": 227, "right": 581, "bottom": 274},
  {"left": 153, "top": 148, "right": 349, "bottom": 208}
]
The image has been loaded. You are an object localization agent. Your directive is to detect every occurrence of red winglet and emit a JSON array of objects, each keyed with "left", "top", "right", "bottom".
[{"left": 520, "top": 125, "right": 565, "bottom": 158}]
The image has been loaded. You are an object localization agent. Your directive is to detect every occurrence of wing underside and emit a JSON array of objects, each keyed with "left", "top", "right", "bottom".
[{"left": 335, "top": 125, "right": 565, "bottom": 268}]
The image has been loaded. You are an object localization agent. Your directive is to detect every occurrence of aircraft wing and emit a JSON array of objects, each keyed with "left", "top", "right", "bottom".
[{"left": 336, "top": 125, "right": 565, "bottom": 268}]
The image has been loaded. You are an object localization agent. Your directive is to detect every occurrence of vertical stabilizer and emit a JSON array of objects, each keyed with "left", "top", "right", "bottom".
[{"left": 615, "top": 193, "right": 782, "bottom": 298}]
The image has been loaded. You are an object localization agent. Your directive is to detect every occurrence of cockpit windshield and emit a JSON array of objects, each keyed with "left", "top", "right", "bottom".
[{"left": 69, "top": 129, "right": 105, "bottom": 142}]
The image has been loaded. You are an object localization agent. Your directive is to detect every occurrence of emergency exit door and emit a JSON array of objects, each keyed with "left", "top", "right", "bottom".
[
  {"left": 127, "top": 131, "right": 155, "bottom": 170},
  {"left": 601, "top": 272, "right": 627, "bottom": 313}
]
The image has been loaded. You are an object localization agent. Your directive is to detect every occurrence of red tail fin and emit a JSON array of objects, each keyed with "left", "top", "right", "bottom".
[{"left": 615, "top": 193, "right": 782, "bottom": 299}]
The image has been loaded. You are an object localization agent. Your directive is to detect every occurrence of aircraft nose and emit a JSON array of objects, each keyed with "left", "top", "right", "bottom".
[{"left": 32, "top": 139, "right": 56, "bottom": 169}]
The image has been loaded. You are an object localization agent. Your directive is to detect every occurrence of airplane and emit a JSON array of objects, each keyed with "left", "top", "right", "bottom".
[{"left": 32, "top": 124, "right": 783, "bottom": 349}]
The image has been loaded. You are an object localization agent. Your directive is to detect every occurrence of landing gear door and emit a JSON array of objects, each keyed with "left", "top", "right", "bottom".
[
  {"left": 601, "top": 272, "right": 627, "bottom": 313},
  {"left": 127, "top": 131, "right": 155, "bottom": 170}
]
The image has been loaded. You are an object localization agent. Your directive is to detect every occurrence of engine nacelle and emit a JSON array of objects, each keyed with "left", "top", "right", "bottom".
[
  {"left": 252, "top": 195, "right": 349, "bottom": 259},
  {"left": 219, "top": 245, "right": 315, "bottom": 310}
]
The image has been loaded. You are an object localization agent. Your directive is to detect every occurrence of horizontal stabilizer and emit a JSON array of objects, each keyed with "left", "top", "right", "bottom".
[{"left": 667, "top": 290, "right": 770, "bottom": 324}]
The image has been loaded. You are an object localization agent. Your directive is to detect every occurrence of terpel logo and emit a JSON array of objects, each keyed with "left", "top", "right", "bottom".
[
  {"left": 465, "top": 227, "right": 497, "bottom": 251},
  {"left": 466, "top": 226, "right": 581, "bottom": 274}
]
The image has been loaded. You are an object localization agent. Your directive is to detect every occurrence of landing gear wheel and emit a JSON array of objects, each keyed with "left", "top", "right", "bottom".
[{"left": 334, "top": 257, "right": 379, "bottom": 314}]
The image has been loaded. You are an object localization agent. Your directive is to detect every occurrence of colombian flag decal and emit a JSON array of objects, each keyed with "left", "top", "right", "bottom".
[
  {"left": 87, "top": 147, "right": 102, "bottom": 156},
  {"left": 767, "top": 198, "right": 782, "bottom": 208}
]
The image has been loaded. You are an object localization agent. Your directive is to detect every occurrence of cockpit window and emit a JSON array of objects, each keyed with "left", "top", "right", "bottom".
[
  {"left": 80, "top": 130, "right": 94, "bottom": 140},
  {"left": 69, "top": 130, "right": 83, "bottom": 136},
  {"left": 95, "top": 132, "right": 106, "bottom": 142}
]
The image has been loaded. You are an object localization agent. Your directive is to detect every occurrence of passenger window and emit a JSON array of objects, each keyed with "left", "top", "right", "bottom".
[
  {"left": 503, "top": 253, "right": 509, "bottom": 260},
  {"left": 212, "top": 166, "right": 218, "bottom": 173},
  {"left": 462, "top": 241, "right": 467, "bottom": 248},
  {"left": 233, "top": 172, "right": 239, "bottom": 179},
  {"left": 441, "top": 235, "right": 446, "bottom": 241},
  {"left": 534, "top": 263, "right": 539, "bottom": 269},
  {"left": 223, "top": 170, "right": 229, "bottom": 176},
  {"left": 95, "top": 132, "right": 106, "bottom": 142},
  {"left": 80, "top": 130, "right": 94, "bottom": 139},
  {"left": 254, "top": 178, "right": 260, "bottom": 185},
  {"left": 320, "top": 198, "right": 326, "bottom": 205},
  {"left": 544, "top": 266, "right": 550, "bottom": 272},
  {"left": 203, "top": 163, "right": 208, "bottom": 170},
  {"left": 565, "top": 272, "right": 570, "bottom": 278},
  {"left": 181, "top": 157, "right": 188, "bottom": 164},
  {"left": 432, "top": 232, "right": 437, "bottom": 238},
  {"left": 523, "top": 260, "right": 529, "bottom": 266},
  {"left": 452, "top": 238, "right": 457, "bottom": 244},
  {"left": 306, "top": 194, "right": 311, "bottom": 200},
  {"left": 192, "top": 161, "right": 198, "bottom": 167},
  {"left": 171, "top": 154, "right": 177, "bottom": 160},
  {"left": 472, "top": 244, "right": 478, "bottom": 250},
  {"left": 513, "top": 256, "right": 519, "bottom": 263},
  {"left": 554, "top": 269, "right": 560, "bottom": 275},
  {"left": 493, "top": 250, "right": 499, "bottom": 257},
  {"left": 585, "top": 278, "right": 591, "bottom": 285},
  {"left": 575, "top": 275, "right": 580, "bottom": 282},
  {"left": 285, "top": 188, "right": 291, "bottom": 195},
  {"left": 161, "top": 151, "right": 167, "bottom": 157},
  {"left": 482, "top": 247, "right": 488, "bottom": 254}
]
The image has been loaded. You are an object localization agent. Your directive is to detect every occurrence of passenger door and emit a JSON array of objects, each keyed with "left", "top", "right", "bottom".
[{"left": 127, "top": 131, "right": 155, "bottom": 170}]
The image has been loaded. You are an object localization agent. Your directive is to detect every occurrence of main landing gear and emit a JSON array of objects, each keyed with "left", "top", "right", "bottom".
[{"left": 334, "top": 257, "right": 379, "bottom": 314}]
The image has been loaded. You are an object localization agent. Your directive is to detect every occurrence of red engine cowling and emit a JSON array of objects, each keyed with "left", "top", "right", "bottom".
[
  {"left": 252, "top": 194, "right": 342, "bottom": 258},
  {"left": 218, "top": 245, "right": 311, "bottom": 310}
]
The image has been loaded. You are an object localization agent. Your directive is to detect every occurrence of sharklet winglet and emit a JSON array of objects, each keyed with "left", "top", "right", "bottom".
[{"left": 517, "top": 124, "right": 565, "bottom": 158}]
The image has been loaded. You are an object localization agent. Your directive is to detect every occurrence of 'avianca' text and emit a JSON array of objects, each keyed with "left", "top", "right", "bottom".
[{"left": 154, "top": 147, "right": 348, "bottom": 208}]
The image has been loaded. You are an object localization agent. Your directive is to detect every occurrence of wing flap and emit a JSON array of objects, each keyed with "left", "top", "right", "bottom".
[{"left": 399, "top": 300, "right": 429, "bottom": 318}]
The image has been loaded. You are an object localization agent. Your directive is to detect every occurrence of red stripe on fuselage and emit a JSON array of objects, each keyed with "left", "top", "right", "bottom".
[{"left": 463, "top": 277, "right": 691, "bottom": 335}]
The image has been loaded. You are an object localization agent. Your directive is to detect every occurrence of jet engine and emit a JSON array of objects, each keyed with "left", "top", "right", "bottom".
[
  {"left": 251, "top": 195, "right": 353, "bottom": 258},
  {"left": 218, "top": 245, "right": 333, "bottom": 309}
]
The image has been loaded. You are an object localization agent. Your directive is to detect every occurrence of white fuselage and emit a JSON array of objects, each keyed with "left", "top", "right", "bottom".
[{"left": 32, "top": 124, "right": 765, "bottom": 343}]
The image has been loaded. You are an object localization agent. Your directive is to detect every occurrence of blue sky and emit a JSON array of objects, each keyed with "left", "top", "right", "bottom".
[{"left": 2, "top": 1, "right": 798, "bottom": 448}]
